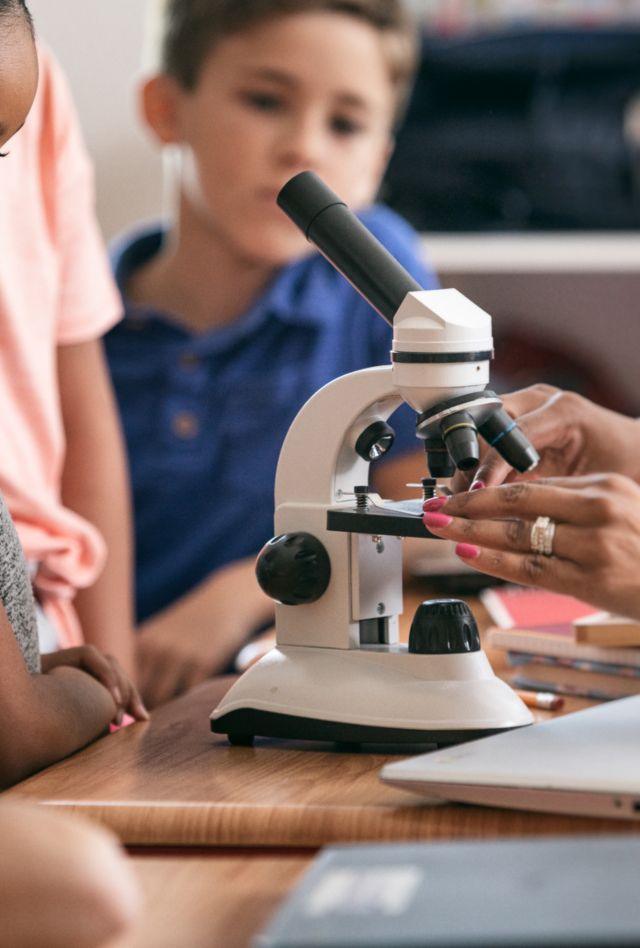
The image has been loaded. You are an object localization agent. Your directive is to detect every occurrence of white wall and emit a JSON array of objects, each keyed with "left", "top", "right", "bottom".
[{"left": 28, "top": 0, "right": 163, "bottom": 241}]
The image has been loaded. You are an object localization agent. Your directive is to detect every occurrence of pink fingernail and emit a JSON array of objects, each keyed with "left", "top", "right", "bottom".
[
  {"left": 423, "top": 512, "right": 453, "bottom": 528},
  {"left": 456, "top": 543, "right": 481, "bottom": 559},
  {"left": 470, "top": 480, "right": 485, "bottom": 491},
  {"left": 422, "top": 496, "right": 448, "bottom": 512}
]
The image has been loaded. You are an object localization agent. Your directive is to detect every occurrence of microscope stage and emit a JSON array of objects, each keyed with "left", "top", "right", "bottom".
[{"left": 327, "top": 499, "right": 436, "bottom": 539}]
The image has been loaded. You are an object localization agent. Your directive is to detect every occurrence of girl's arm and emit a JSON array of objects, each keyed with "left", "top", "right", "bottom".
[
  {"left": 58, "top": 338, "right": 137, "bottom": 679},
  {"left": 0, "top": 601, "right": 119, "bottom": 789}
]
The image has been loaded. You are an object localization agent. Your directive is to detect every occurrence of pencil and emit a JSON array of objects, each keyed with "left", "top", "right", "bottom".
[{"left": 515, "top": 688, "right": 564, "bottom": 711}]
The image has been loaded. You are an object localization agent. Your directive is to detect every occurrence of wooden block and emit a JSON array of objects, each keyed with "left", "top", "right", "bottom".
[{"left": 573, "top": 612, "right": 640, "bottom": 647}]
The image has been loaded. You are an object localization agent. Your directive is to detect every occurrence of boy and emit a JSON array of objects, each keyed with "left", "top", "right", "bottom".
[{"left": 106, "top": 0, "right": 436, "bottom": 706}]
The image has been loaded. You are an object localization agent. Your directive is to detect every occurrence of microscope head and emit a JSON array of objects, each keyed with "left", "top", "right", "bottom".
[
  {"left": 391, "top": 288, "right": 538, "bottom": 476},
  {"left": 277, "top": 171, "right": 539, "bottom": 479}
]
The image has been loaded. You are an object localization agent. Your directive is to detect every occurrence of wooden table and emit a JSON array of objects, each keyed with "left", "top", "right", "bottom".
[
  {"left": 6, "top": 668, "right": 637, "bottom": 848},
  {"left": 8, "top": 587, "right": 638, "bottom": 947},
  {"left": 110, "top": 852, "right": 308, "bottom": 948}
]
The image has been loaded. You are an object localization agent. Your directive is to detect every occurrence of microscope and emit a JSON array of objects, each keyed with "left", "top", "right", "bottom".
[{"left": 210, "top": 172, "right": 538, "bottom": 746}]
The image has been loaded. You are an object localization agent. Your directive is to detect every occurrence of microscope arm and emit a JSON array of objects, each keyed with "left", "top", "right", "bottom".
[{"left": 274, "top": 364, "right": 401, "bottom": 509}]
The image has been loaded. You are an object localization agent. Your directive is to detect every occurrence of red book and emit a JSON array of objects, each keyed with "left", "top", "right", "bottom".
[
  {"left": 480, "top": 585, "right": 598, "bottom": 630},
  {"left": 482, "top": 586, "right": 640, "bottom": 668}
]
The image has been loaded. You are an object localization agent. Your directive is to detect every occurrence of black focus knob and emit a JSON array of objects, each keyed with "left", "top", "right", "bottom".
[
  {"left": 255, "top": 532, "right": 331, "bottom": 605},
  {"left": 408, "top": 599, "right": 481, "bottom": 654},
  {"left": 355, "top": 420, "right": 395, "bottom": 461}
]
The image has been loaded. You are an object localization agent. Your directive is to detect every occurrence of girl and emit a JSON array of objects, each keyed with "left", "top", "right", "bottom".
[{"left": 0, "top": 0, "right": 147, "bottom": 791}]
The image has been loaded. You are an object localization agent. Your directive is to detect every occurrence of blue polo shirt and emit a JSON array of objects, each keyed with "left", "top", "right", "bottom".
[{"left": 106, "top": 206, "right": 437, "bottom": 623}]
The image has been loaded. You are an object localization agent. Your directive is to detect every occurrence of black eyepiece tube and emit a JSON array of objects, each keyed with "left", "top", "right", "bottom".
[{"left": 277, "top": 171, "right": 423, "bottom": 325}]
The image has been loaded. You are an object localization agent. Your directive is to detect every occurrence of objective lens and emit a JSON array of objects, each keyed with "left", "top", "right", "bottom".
[
  {"left": 440, "top": 411, "right": 480, "bottom": 472},
  {"left": 478, "top": 408, "right": 539, "bottom": 473},
  {"left": 424, "top": 438, "right": 456, "bottom": 478}
]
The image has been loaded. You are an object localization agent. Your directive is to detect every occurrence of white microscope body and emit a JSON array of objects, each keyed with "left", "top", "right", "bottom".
[{"left": 210, "top": 173, "right": 535, "bottom": 745}]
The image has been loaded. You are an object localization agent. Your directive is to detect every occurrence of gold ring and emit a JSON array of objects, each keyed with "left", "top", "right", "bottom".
[{"left": 530, "top": 516, "right": 556, "bottom": 556}]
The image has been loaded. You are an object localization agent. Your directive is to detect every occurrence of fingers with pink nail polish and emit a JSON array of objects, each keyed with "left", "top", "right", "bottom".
[
  {"left": 423, "top": 512, "right": 453, "bottom": 529},
  {"left": 422, "top": 495, "right": 448, "bottom": 512},
  {"left": 456, "top": 543, "right": 481, "bottom": 559},
  {"left": 470, "top": 480, "right": 485, "bottom": 491}
]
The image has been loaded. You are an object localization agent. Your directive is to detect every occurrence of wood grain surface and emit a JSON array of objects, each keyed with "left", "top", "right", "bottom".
[
  {"left": 109, "top": 853, "right": 309, "bottom": 948},
  {"left": 7, "top": 660, "right": 639, "bottom": 846}
]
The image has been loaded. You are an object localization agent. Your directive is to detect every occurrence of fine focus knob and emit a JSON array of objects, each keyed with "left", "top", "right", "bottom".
[
  {"left": 256, "top": 532, "right": 331, "bottom": 605},
  {"left": 408, "top": 599, "right": 481, "bottom": 654}
]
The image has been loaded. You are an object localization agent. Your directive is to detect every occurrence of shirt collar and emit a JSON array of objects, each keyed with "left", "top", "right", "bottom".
[{"left": 110, "top": 219, "right": 365, "bottom": 337}]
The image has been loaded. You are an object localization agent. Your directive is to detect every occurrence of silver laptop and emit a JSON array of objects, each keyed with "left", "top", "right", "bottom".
[{"left": 381, "top": 696, "right": 640, "bottom": 820}]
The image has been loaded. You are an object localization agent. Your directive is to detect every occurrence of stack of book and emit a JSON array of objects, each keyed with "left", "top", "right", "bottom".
[{"left": 481, "top": 585, "right": 640, "bottom": 702}]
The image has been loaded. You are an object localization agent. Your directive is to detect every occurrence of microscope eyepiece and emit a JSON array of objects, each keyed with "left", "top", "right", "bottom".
[
  {"left": 277, "top": 171, "right": 344, "bottom": 238},
  {"left": 277, "top": 171, "right": 422, "bottom": 325},
  {"left": 440, "top": 410, "right": 480, "bottom": 472},
  {"left": 478, "top": 407, "right": 540, "bottom": 473}
]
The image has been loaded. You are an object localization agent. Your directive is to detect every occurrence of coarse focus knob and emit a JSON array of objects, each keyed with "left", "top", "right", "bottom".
[
  {"left": 408, "top": 599, "right": 481, "bottom": 654},
  {"left": 355, "top": 420, "right": 395, "bottom": 461},
  {"left": 255, "top": 533, "right": 331, "bottom": 605}
]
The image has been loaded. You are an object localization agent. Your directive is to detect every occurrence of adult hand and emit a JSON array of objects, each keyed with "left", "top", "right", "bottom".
[
  {"left": 423, "top": 474, "right": 640, "bottom": 621},
  {"left": 453, "top": 385, "right": 640, "bottom": 490},
  {"left": 41, "top": 647, "right": 148, "bottom": 725}
]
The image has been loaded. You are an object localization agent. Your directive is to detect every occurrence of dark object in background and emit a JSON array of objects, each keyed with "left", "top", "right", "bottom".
[
  {"left": 491, "top": 326, "right": 632, "bottom": 413},
  {"left": 383, "top": 28, "right": 640, "bottom": 232},
  {"left": 258, "top": 836, "right": 640, "bottom": 947}
]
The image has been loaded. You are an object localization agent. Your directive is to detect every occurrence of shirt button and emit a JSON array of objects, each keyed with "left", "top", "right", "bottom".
[
  {"left": 127, "top": 316, "right": 147, "bottom": 331},
  {"left": 172, "top": 411, "right": 199, "bottom": 439},
  {"left": 179, "top": 352, "right": 200, "bottom": 370}
]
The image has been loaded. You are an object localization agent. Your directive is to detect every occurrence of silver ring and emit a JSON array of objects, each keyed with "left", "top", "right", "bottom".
[{"left": 530, "top": 516, "right": 556, "bottom": 557}]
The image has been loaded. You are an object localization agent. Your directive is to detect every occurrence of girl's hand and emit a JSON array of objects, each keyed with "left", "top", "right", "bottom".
[
  {"left": 41, "top": 647, "right": 149, "bottom": 725},
  {"left": 423, "top": 474, "right": 640, "bottom": 621},
  {"left": 453, "top": 385, "right": 640, "bottom": 490}
]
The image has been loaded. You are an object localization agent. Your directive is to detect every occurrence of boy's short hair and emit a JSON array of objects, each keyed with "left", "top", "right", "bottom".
[
  {"left": 0, "top": 0, "right": 33, "bottom": 32},
  {"left": 156, "top": 0, "right": 419, "bottom": 126}
]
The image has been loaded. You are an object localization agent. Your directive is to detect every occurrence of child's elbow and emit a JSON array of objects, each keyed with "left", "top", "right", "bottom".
[
  {"left": 56, "top": 827, "right": 142, "bottom": 947},
  {"left": 0, "top": 743, "right": 39, "bottom": 790},
  {"left": 0, "top": 725, "right": 72, "bottom": 790},
  {"left": 0, "top": 803, "right": 141, "bottom": 948}
]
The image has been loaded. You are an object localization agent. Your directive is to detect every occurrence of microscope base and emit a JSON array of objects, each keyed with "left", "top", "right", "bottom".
[
  {"left": 211, "top": 707, "right": 513, "bottom": 746},
  {"left": 210, "top": 644, "right": 533, "bottom": 746}
]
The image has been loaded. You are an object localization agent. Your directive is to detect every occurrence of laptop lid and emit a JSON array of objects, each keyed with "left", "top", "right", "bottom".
[
  {"left": 380, "top": 696, "right": 640, "bottom": 820},
  {"left": 256, "top": 836, "right": 640, "bottom": 947}
]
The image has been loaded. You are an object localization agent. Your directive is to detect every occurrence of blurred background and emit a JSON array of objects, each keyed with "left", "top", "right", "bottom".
[{"left": 28, "top": 0, "right": 640, "bottom": 412}]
